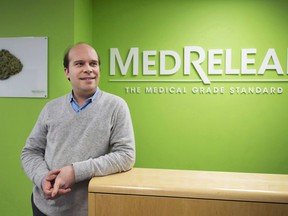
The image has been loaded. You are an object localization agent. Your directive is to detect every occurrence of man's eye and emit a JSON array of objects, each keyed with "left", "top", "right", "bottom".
[{"left": 90, "top": 62, "right": 98, "bottom": 66}]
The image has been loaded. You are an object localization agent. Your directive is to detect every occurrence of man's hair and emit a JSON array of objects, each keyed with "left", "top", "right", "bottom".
[{"left": 63, "top": 43, "right": 101, "bottom": 68}]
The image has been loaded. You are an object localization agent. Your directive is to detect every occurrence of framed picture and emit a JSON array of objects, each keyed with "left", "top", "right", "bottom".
[{"left": 0, "top": 37, "right": 48, "bottom": 98}]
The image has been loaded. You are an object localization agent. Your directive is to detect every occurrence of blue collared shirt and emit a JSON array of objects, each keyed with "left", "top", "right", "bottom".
[{"left": 70, "top": 88, "right": 99, "bottom": 113}]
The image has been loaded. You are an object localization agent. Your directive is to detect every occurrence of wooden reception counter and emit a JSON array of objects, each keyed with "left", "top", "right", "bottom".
[{"left": 88, "top": 168, "right": 288, "bottom": 216}]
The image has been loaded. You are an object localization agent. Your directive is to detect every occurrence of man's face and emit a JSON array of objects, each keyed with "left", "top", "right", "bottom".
[{"left": 64, "top": 44, "right": 100, "bottom": 97}]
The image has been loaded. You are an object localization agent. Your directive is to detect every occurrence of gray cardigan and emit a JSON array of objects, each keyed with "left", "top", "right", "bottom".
[{"left": 21, "top": 90, "right": 135, "bottom": 216}]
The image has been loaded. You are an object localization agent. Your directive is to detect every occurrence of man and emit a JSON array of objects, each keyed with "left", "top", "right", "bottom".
[{"left": 21, "top": 43, "right": 135, "bottom": 216}]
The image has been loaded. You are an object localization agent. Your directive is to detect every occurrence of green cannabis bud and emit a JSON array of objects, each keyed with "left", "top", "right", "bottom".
[{"left": 0, "top": 49, "right": 23, "bottom": 80}]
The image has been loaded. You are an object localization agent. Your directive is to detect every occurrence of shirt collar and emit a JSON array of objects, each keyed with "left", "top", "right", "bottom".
[{"left": 70, "top": 87, "right": 99, "bottom": 103}]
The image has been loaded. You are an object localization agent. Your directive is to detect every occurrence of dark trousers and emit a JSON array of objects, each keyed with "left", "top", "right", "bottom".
[{"left": 31, "top": 194, "right": 47, "bottom": 216}]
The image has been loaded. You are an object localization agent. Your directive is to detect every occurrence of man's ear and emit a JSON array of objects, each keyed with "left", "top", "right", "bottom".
[{"left": 64, "top": 68, "right": 70, "bottom": 81}]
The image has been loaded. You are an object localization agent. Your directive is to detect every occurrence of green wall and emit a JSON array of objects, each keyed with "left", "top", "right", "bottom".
[
  {"left": 0, "top": 0, "right": 86, "bottom": 215},
  {"left": 0, "top": 0, "right": 288, "bottom": 215},
  {"left": 94, "top": 0, "right": 288, "bottom": 174}
]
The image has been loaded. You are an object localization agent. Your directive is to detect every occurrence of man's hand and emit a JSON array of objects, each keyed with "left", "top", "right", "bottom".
[
  {"left": 42, "top": 169, "right": 70, "bottom": 199},
  {"left": 51, "top": 165, "right": 75, "bottom": 198},
  {"left": 42, "top": 166, "right": 75, "bottom": 199}
]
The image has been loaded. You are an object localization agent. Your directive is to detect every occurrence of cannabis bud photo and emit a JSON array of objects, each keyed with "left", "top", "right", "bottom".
[{"left": 0, "top": 49, "right": 23, "bottom": 80}]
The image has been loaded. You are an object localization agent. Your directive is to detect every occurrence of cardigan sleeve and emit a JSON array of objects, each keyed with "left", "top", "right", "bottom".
[
  {"left": 72, "top": 98, "right": 136, "bottom": 182},
  {"left": 21, "top": 106, "right": 50, "bottom": 190}
]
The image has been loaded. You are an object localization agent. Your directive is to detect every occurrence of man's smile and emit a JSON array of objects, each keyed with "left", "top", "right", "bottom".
[{"left": 79, "top": 77, "right": 96, "bottom": 80}]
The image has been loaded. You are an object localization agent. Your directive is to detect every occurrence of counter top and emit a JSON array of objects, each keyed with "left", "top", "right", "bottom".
[{"left": 89, "top": 168, "right": 288, "bottom": 204}]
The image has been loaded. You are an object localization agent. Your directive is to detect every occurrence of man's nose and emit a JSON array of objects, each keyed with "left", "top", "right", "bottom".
[{"left": 83, "top": 64, "right": 93, "bottom": 73}]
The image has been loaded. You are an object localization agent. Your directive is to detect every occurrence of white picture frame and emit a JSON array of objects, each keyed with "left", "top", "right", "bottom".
[{"left": 0, "top": 37, "right": 48, "bottom": 98}]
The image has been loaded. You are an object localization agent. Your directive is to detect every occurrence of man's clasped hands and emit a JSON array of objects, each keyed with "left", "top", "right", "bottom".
[{"left": 42, "top": 165, "right": 75, "bottom": 199}]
